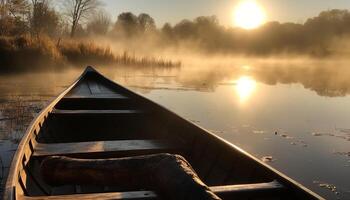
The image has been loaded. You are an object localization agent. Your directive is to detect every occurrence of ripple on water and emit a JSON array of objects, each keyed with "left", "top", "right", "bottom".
[{"left": 311, "top": 130, "right": 350, "bottom": 142}]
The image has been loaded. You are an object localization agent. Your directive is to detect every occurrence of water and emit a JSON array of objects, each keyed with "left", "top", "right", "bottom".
[{"left": 0, "top": 62, "right": 349, "bottom": 199}]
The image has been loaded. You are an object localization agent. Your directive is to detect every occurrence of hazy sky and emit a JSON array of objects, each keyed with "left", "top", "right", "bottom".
[{"left": 101, "top": 0, "right": 350, "bottom": 27}]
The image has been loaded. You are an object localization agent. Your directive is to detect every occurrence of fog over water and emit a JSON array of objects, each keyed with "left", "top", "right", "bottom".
[{"left": 0, "top": 59, "right": 350, "bottom": 199}]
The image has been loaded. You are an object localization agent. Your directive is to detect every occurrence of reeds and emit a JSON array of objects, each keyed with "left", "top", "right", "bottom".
[
  {"left": 115, "top": 51, "right": 181, "bottom": 67},
  {"left": 0, "top": 95, "right": 48, "bottom": 143},
  {"left": 0, "top": 35, "right": 63, "bottom": 72},
  {"left": 0, "top": 35, "right": 181, "bottom": 73}
]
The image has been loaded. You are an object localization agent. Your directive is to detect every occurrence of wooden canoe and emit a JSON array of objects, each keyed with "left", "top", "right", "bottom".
[{"left": 4, "top": 66, "right": 324, "bottom": 200}]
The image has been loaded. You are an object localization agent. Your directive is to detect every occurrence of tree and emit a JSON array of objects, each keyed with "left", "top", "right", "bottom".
[
  {"left": 86, "top": 10, "right": 110, "bottom": 35},
  {"left": 0, "top": 0, "right": 30, "bottom": 35},
  {"left": 5, "top": 0, "right": 29, "bottom": 18},
  {"left": 305, "top": 9, "right": 350, "bottom": 36},
  {"left": 173, "top": 19, "right": 196, "bottom": 39},
  {"left": 138, "top": 13, "right": 155, "bottom": 33},
  {"left": 161, "top": 23, "right": 173, "bottom": 36},
  {"left": 0, "top": 15, "right": 28, "bottom": 35},
  {"left": 63, "top": 0, "right": 100, "bottom": 37},
  {"left": 30, "top": 0, "right": 59, "bottom": 37},
  {"left": 114, "top": 12, "right": 139, "bottom": 37}
]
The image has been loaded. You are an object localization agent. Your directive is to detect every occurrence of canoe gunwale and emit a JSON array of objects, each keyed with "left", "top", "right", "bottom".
[{"left": 3, "top": 68, "right": 91, "bottom": 200}]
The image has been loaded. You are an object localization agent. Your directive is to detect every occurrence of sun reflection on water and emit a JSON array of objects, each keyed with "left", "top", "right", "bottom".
[{"left": 235, "top": 76, "right": 257, "bottom": 102}]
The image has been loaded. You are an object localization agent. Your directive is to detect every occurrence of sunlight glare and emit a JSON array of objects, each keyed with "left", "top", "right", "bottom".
[
  {"left": 235, "top": 76, "right": 257, "bottom": 102},
  {"left": 233, "top": 0, "right": 266, "bottom": 29}
]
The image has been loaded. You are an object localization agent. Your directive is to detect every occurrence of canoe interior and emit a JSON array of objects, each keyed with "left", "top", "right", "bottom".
[{"left": 5, "top": 67, "right": 323, "bottom": 200}]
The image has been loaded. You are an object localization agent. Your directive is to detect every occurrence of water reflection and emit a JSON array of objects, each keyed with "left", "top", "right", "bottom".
[
  {"left": 0, "top": 61, "right": 350, "bottom": 199},
  {"left": 100, "top": 61, "right": 350, "bottom": 98},
  {"left": 235, "top": 76, "right": 257, "bottom": 103},
  {"left": 102, "top": 62, "right": 350, "bottom": 97}
]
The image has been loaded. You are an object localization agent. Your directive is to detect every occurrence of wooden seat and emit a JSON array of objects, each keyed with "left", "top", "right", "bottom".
[
  {"left": 211, "top": 180, "right": 285, "bottom": 197},
  {"left": 51, "top": 109, "right": 144, "bottom": 115},
  {"left": 19, "top": 190, "right": 157, "bottom": 200},
  {"left": 19, "top": 181, "right": 284, "bottom": 200},
  {"left": 64, "top": 94, "right": 129, "bottom": 100},
  {"left": 33, "top": 140, "right": 179, "bottom": 157},
  {"left": 56, "top": 95, "right": 135, "bottom": 111}
]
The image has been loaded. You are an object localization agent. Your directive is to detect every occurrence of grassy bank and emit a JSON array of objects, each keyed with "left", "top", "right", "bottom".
[{"left": 0, "top": 35, "right": 180, "bottom": 73}]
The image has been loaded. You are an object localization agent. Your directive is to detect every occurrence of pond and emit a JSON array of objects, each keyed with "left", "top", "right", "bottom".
[{"left": 0, "top": 60, "right": 349, "bottom": 199}]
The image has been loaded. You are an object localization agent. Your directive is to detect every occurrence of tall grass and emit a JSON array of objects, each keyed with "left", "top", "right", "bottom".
[
  {"left": 0, "top": 35, "right": 63, "bottom": 72},
  {"left": 59, "top": 41, "right": 115, "bottom": 66},
  {"left": 0, "top": 35, "right": 181, "bottom": 73},
  {"left": 115, "top": 51, "right": 181, "bottom": 67}
]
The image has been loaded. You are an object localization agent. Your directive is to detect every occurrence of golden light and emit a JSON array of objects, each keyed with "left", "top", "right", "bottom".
[
  {"left": 235, "top": 76, "right": 257, "bottom": 102},
  {"left": 233, "top": 0, "right": 266, "bottom": 29}
]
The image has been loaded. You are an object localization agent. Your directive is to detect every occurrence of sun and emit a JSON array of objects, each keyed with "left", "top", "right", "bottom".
[{"left": 233, "top": 0, "right": 266, "bottom": 29}]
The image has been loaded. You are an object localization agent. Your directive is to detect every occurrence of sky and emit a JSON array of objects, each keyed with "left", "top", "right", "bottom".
[{"left": 101, "top": 0, "right": 350, "bottom": 27}]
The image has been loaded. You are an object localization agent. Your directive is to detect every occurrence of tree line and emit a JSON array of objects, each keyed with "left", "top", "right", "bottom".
[
  {"left": 0, "top": 0, "right": 181, "bottom": 72},
  {"left": 2, "top": 0, "right": 350, "bottom": 56},
  {"left": 0, "top": 0, "right": 100, "bottom": 37}
]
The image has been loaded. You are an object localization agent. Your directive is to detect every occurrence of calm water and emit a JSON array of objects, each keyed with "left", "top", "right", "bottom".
[{"left": 0, "top": 61, "right": 350, "bottom": 199}]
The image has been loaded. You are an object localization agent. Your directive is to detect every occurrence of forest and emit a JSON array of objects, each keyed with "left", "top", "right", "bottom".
[{"left": 1, "top": 0, "right": 350, "bottom": 72}]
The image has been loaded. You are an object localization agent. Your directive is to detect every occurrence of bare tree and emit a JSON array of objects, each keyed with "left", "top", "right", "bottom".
[
  {"left": 63, "top": 0, "right": 100, "bottom": 37},
  {"left": 1, "top": 0, "right": 29, "bottom": 18},
  {"left": 86, "top": 9, "right": 110, "bottom": 35}
]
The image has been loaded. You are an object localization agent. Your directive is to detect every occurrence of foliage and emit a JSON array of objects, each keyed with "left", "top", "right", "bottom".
[
  {"left": 0, "top": 35, "right": 62, "bottom": 72},
  {"left": 30, "top": 0, "right": 60, "bottom": 37},
  {"left": 161, "top": 9, "right": 350, "bottom": 56},
  {"left": 138, "top": 13, "right": 156, "bottom": 33},
  {"left": 113, "top": 12, "right": 140, "bottom": 37}
]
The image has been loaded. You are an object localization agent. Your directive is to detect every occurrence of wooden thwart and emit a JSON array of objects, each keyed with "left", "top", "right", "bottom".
[
  {"left": 19, "top": 191, "right": 157, "bottom": 200},
  {"left": 64, "top": 94, "right": 128, "bottom": 100},
  {"left": 211, "top": 180, "right": 284, "bottom": 195},
  {"left": 19, "top": 181, "right": 283, "bottom": 200},
  {"left": 33, "top": 140, "right": 179, "bottom": 157},
  {"left": 51, "top": 109, "right": 143, "bottom": 115}
]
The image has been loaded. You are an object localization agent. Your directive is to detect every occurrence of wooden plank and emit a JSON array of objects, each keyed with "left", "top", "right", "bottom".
[
  {"left": 19, "top": 191, "right": 157, "bottom": 200},
  {"left": 18, "top": 181, "right": 284, "bottom": 200},
  {"left": 64, "top": 94, "right": 128, "bottom": 99},
  {"left": 211, "top": 180, "right": 284, "bottom": 195},
  {"left": 51, "top": 109, "right": 144, "bottom": 115},
  {"left": 68, "top": 81, "right": 91, "bottom": 96},
  {"left": 33, "top": 140, "right": 179, "bottom": 157},
  {"left": 87, "top": 80, "right": 101, "bottom": 94}
]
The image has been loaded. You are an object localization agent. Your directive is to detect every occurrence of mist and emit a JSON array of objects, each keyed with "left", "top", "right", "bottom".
[{"left": 2, "top": 0, "right": 350, "bottom": 72}]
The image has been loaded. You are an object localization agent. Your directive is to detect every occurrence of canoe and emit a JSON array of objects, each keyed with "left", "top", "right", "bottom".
[{"left": 4, "top": 66, "right": 324, "bottom": 200}]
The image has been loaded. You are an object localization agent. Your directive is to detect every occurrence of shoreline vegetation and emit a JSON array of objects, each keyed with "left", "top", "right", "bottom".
[
  {"left": 2, "top": 0, "right": 350, "bottom": 73},
  {"left": 0, "top": 35, "right": 181, "bottom": 73}
]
